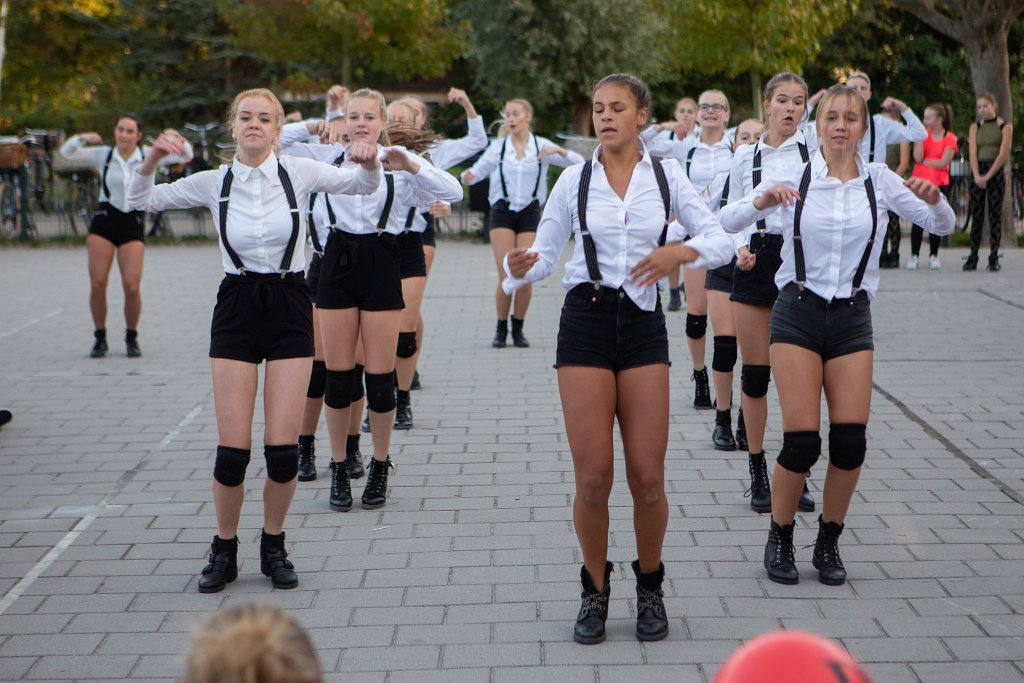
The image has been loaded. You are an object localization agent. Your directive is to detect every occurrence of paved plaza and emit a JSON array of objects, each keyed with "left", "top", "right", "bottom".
[{"left": 1, "top": 238, "right": 1023, "bottom": 682}]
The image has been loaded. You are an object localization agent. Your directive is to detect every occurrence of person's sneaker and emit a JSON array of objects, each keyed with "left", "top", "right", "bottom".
[
  {"left": 928, "top": 255, "right": 941, "bottom": 270},
  {"left": 905, "top": 255, "right": 918, "bottom": 270}
]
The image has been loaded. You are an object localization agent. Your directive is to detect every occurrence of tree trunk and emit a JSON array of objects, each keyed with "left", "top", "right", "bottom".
[
  {"left": 750, "top": 67, "right": 763, "bottom": 120},
  {"left": 964, "top": 24, "right": 1015, "bottom": 248},
  {"left": 573, "top": 99, "right": 592, "bottom": 136}
]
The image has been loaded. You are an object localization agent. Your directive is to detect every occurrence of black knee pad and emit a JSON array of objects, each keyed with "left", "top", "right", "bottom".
[
  {"left": 776, "top": 431, "right": 822, "bottom": 473},
  {"left": 213, "top": 445, "right": 250, "bottom": 487},
  {"left": 306, "top": 360, "right": 327, "bottom": 399},
  {"left": 265, "top": 444, "right": 298, "bottom": 483},
  {"left": 365, "top": 372, "right": 396, "bottom": 413},
  {"left": 685, "top": 313, "right": 707, "bottom": 340},
  {"left": 741, "top": 364, "right": 771, "bottom": 398},
  {"left": 324, "top": 368, "right": 355, "bottom": 409},
  {"left": 351, "top": 364, "right": 365, "bottom": 401},
  {"left": 396, "top": 331, "right": 417, "bottom": 359},
  {"left": 712, "top": 335, "right": 738, "bottom": 373},
  {"left": 829, "top": 423, "right": 867, "bottom": 471}
]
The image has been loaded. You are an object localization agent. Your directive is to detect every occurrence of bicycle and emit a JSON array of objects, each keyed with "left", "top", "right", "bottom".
[
  {"left": 949, "top": 138, "right": 972, "bottom": 233},
  {"left": 0, "top": 139, "right": 38, "bottom": 240},
  {"left": 22, "top": 128, "right": 60, "bottom": 214}
]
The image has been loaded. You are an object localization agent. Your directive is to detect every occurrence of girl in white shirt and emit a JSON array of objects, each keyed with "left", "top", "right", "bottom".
[
  {"left": 720, "top": 84, "right": 954, "bottom": 587},
  {"left": 506, "top": 73, "right": 732, "bottom": 645},
  {"left": 725, "top": 72, "right": 817, "bottom": 516},
  {"left": 129, "top": 88, "right": 384, "bottom": 593},
  {"left": 462, "top": 99, "right": 584, "bottom": 348},
  {"left": 61, "top": 115, "right": 193, "bottom": 358}
]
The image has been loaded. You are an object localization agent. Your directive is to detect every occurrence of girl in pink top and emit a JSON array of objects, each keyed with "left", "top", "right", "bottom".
[{"left": 907, "top": 103, "right": 957, "bottom": 270}]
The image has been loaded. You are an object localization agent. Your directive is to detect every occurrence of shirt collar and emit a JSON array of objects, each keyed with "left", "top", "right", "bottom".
[
  {"left": 811, "top": 147, "right": 867, "bottom": 180},
  {"left": 756, "top": 129, "right": 808, "bottom": 152},
  {"left": 231, "top": 152, "right": 279, "bottom": 182},
  {"left": 591, "top": 140, "right": 654, "bottom": 169}
]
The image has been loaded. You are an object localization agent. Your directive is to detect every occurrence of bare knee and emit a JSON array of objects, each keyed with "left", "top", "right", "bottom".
[
  {"left": 123, "top": 279, "right": 141, "bottom": 299},
  {"left": 576, "top": 472, "right": 613, "bottom": 507},
  {"left": 627, "top": 470, "right": 665, "bottom": 507},
  {"left": 90, "top": 276, "right": 109, "bottom": 293}
]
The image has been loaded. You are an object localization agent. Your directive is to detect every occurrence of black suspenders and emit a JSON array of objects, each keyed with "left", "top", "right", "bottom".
[
  {"left": 218, "top": 161, "right": 301, "bottom": 275},
  {"left": 375, "top": 173, "right": 396, "bottom": 232},
  {"left": 577, "top": 157, "right": 671, "bottom": 288},
  {"left": 752, "top": 140, "right": 809, "bottom": 234},
  {"left": 719, "top": 175, "right": 731, "bottom": 209},
  {"left": 102, "top": 147, "right": 145, "bottom": 203},
  {"left": 404, "top": 207, "right": 417, "bottom": 232},
  {"left": 685, "top": 147, "right": 696, "bottom": 177},
  {"left": 498, "top": 135, "right": 542, "bottom": 201},
  {"left": 868, "top": 116, "right": 876, "bottom": 162},
  {"left": 307, "top": 152, "right": 346, "bottom": 254},
  {"left": 791, "top": 162, "right": 878, "bottom": 297}
]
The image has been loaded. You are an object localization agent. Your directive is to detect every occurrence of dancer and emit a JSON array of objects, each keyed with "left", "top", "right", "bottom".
[
  {"left": 725, "top": 72, "right": 817, "bottom": 514},
  {"left": 506, "top": 74, "right": 731, "bottom": 644},
  {"left": 61, "top": 116, "right": 193, "bottom": 358},
  {"left": 965, "top": 92, "right": 1013, "bottom": 271},
  {"left": 907, "top": 103, "right": 957, "bottom": 270},
  {"left": 462, "top": 98, "right": 584, "bottom": 348},
  {"left": 129, "top": 88, "right": 383, "bottom": 592},
  {"left": 720, "top": 84, "right": 954, "bottom": 585}
]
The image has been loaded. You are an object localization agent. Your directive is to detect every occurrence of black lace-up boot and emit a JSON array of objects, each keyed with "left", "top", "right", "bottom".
[
  {"left": 345, "top": 434, "right": 365, "bottom": 479},
  {"left": 259, "top": 529, "right": 297, "bottom": 589},
  {"left": 394, "top": 389, "right": 413, "bottom": 430},
  {"left": 812, "top": 516, "right": 847, "bottom": 585},
  {"left": 631, "top": 560, "right": 669, "bottom": 641},
  {"left": 492, "top": 319, "right": 508, "bottom": 348},
  {"left": 329, "top": 460, "right": 352, "bottom": 511},
  {"left": 764, "top": 519, "right": 798, "bottom": 585},
  {"left": 90, "top": 329, "right": 108, "bottom": 358},
  {"left": 573, "top": 561, "right": 613, "bottom": 644},
  {"left": 197, "top": 535, "right": 238, "bottom": 593},
  {"left": 361, "top": 456, "right": 394, "bottom": 509},
  {"left": 712, "top": 408, "right": 737, "bottom": 451},
  {"left": 667, "top": 286, "right": 682, "bottom": 312},
  {"left": 798, "top": 479, "right": 816, "bottom": 512},
  {"left": 510, "top": 316, "right": 530, "bottom": 348},
  {"left": 297, "top": 435, "right": 316, "bottom": 482},
  {"left": 361, "top": 407, "right": 371, "bottom": 433},
  {"left": 125, "top": 329, "right": 141, "bottom": 358},
  {"left": 745, "top": 452, "right": 771, "bottom": 513},
  {"left": 692, "top": 367, "right": 712, "bottom": 409},
  {"left": 735, "top": 408, "right": 748, "bottom": 451}
]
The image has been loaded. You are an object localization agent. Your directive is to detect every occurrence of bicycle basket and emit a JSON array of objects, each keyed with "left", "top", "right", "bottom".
[{"left": 0, "top": 143, "right": 28, "bottom": 169}]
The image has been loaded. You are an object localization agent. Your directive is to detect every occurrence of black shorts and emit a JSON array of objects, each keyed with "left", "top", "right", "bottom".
[
  {"left": 89, "top": 204, "right": 144, "bottom": 247},
  {"left": 397, "top": 231, "right": 427, "bottom": 279},
  {"left": 209, "top": 272, "right": 314, "bottom": 363},
  {"left": 555, "top": 284, "right": 670, "bottom": 372},
  {"left": 770, "top": 283, "right": 874, "bottom": 361},
  {"left": 422, "top": 213, "right": 437, "bottom": 248},
  {"left": 489, "top": 199, "right": 541, "bottom": 234},
  {"left": 705, "top": 256, "right": 737, "bottom": 293},
  {"left": 306, "top": 252, "right": 323, "bottom": 305},
  {"left": 731, "top": 234, "right": 783, "bottom": 307},
  {"left": 317, "top": 230, "right": 404, "bottom": 311}
]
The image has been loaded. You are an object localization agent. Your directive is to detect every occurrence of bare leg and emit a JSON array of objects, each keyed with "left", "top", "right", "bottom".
[
  {"left": 86, "top": 234, "right": 115, "bottom": 330},
  {"left": 490, "top": 227, "right": 515, "bottom": 320},
  {"left": 115, "top": 241, "right": 144, "bottom": 330},
  {"left": 299, "top": 306, "right": 325, "bottom": 436},
  {"left": 396, "top": 276, "right": 426, "bottom": 390},
  {"left": 319, "top": 307, "right": 360, "bottom": 464},
  {"left": 511, "top": 232, "right": 536, "bottom": 320},
  {"left": 682, "top": 266, "right": 707, "bottom": 370},
  {"left": 707, "top": 290, "right": 736, "bottom": 411},
  {"left": 361, "top": 309, "right": 402, "bottom": 461},
  {"left": 210, "top": 358, "right": 258, "bottom": 539},
  {"left": 734, "top": 303, "right": 772, "bottom": 454},
  {"left": 821, "top": 351, "right": 873, "bottom": 525},
  {"left": 261, "top": 357, "right": 311, "bottom": 533}
]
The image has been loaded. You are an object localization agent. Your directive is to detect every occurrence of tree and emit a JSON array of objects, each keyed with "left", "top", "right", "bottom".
[
  {"left": 455, "top": 0, "right": 672, "bottom": 135},
  {"left": 663, "top": 0, "right": 858, "bottom": 117},
  {"left": 891, "top": 0, "right": 1024, "bottom": 247}
]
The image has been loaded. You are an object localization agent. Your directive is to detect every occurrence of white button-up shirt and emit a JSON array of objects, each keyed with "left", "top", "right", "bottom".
[
  {"left": 462, "top": 134, "right": 585, "bottom": 211},
  {"left": 719, "top": 151, "right": 955, "bottom": 301},
  {"left": 502, "top": 144, "right": 733, "bottom": 311},
  {"left": 282, "top": 141, "right": 463, "bottom": 243},
  {"left": 642, "top": 129, "right": 733, "bottom": 196},
  {"left": 128, "top": 153, "right": 381, "bottom": 274},
  {"left": 60, "top": 136, "right": 194, "bottom": 213}
]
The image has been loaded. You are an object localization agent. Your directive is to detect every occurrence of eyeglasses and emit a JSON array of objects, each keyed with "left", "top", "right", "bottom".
[{"left": 698, "top": 103, "right": 729, "bottom": 112}]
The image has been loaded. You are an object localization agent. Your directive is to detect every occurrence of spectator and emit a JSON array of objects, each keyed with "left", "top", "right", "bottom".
[
  {"left": 965, "top": 92, "right": 1013, "bottom": 271},
  {"left": 907, "top": 103, "right": 957, "bottom": 270}
]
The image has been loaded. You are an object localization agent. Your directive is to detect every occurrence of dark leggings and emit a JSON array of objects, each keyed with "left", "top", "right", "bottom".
[
  {"left": 910, "top": 184, "right": 951, "bottom": 258},
  {"left": 882, "top": 211, "right": 901, "bottom": 258},
  {"left": 968, "top": 160, "right": 1004, "bottom": 258}
]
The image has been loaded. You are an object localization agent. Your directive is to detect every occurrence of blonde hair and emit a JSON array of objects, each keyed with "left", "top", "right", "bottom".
[
  {"left": 815, "top": 85, "right": 870, "bottom": 161},
  {"left": 846, "top": 72, "right": 872, "bottom": 88},
  {"left": 387, "top": 101, "right": 418, "bottom": 125},
  {"left": 399, "top": 95, "right": 430, "bottom": 127},
  {"left": 226, "top": 88, "right": 285, "bottom": 157},
  {"left": 493, "top": 98, "right": 533, "bottom": 138},
  {"left": 180, "top": 602, "right": 321, "bottom": 683},
  {"left": 698, "top": 89, "right": 729, "bottom": 108},
  {"left": 346, "top": 88, "right": 390, "bottom": 146},
  {"left": 385, "top": 122, "right": 443, "bottom": 155}
]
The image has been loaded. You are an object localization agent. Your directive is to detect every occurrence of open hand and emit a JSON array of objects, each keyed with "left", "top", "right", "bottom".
[
  {"left": 753, "top": 184, "right": 800, "bottom": 210},
  {"left": 630, "top": 243, "right": 698, "bottom": 288},
  {"left": 380, "top": 147, "right": 420, "bottom": 174}
]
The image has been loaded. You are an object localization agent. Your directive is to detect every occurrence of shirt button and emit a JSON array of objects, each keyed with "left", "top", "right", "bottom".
[{"left": 618, "top": 291, "right": 624, "bottom": 299}]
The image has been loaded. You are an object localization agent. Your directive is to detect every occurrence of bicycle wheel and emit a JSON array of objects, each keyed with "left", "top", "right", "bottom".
[{"left": 949, "top": 176, "right": 971, "bottom": 232}]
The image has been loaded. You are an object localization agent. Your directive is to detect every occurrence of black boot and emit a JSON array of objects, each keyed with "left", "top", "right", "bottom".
[
  {"left": 764, "top": 520, "right": 798, "bottom": 585},
  {"left": 573, "top": 561, "right": 612, "bottom": 645},
  {"left": 988, "top": 253, "right": 1001, "bottom": 271},
  {"left": 345, "top": 434, "right": 365, "bottom": 479},
  {"left": 197, "top": 535, "right": 238, "bottom": 593},
  {"left": 667, "top": 286, "right": 682, "bottom": 312},
  {"left": 125, "top": 329, "right": 141, "bottom": 358},
  {"left": 631, "top": 560, "right": 669, "bottom": 641},
  {"left": 90, "top": 329, "right": 108, "bottom": 358},
  {"left": 798, "top": 479, "right": 816, "bottom": 513},
  {"left": 510, "top": 316, "right": 530, "bottom": 348},
  {"left": 259, "top": 529, "right": 297, "bottom": 589},
  {"left": 361, "top": 407, "right": 371, "bottom": 433},
  {"left": 745, "top": 452, "right": 771, "bottom": 513},
  {"left": 411, "top": 370, "right": 422, "bottom": 390},
  {"left": 735, "top": 409, "right": 748, "bottom": 451},
  {"left": 361, "top": 456, "right": 394, "bottom": 510},
  {"left": 692, "top": 367, "right": 712, "bottom": 409},
  {"left": 394, "top": 389, "right": 413, "bottom": 430},
  {"left": 329, "top": 460, "right": 352, "bottom": 511},
  {"left": 963, "top": 253, "right": 979, "bottom": 271},
  {"left": 297, "top": 435, "right": 316, "bottom": 482},
  {"left": 712, "top": 408, "right": 737, "bottom": 451},
  {"left": 492, "top": 319, "right": 508, "bottom": 348},
  {"left": 812, "top": 516, "right": 847, "bottom": 585}
]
